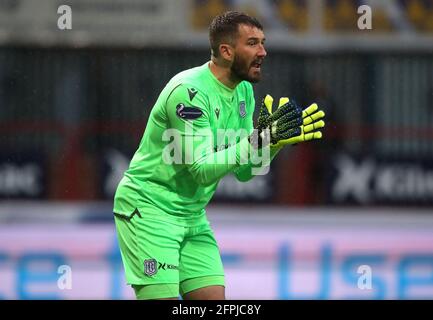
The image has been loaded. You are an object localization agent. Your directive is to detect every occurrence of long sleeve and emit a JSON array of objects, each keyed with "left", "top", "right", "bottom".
[
  {"left": 233, "top": 145, "right": 282, "bottom": 182},
  {"left": 165, "top": 84, "right": 261, "bottom": 187}
]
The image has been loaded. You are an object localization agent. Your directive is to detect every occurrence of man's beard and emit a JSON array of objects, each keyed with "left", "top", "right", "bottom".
[{"left": 231, "top": 55, "right": 262, "bottom": 83}]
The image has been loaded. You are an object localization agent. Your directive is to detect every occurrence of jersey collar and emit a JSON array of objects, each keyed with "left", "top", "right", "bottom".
[{"left": 205, "top": 62, "right": 237, "bottom": 99}]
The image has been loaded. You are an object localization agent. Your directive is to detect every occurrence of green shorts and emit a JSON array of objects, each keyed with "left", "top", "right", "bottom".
[{"left": 114, "top": 209, "right": 225, "bottom": 299}]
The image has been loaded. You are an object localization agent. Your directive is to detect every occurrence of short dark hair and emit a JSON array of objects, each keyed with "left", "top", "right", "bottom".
[{"left": 209, "top": 11, "right": 263, "bottom": 58}]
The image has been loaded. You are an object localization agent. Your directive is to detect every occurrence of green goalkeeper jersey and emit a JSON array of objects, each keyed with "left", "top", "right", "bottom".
[{"left": 113, "top": 61, "right": 279, "bottom": 222}]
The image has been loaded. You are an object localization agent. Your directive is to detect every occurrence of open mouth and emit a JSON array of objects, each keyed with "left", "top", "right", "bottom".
[{"left": 251, "top": 61, "right": 262, "bottom": 70}]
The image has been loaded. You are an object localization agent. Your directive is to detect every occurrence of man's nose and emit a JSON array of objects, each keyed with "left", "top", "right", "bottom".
[{"left": 258, "top": 44, "right": 267, "bottom": 58}]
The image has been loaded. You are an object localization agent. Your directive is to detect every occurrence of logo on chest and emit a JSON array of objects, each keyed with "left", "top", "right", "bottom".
[{"left": 239, "top": 101, "right": 246, "bottom": 118}]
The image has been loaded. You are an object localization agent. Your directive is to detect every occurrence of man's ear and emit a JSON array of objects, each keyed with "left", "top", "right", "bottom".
[{"left": 219, "top": 43, "right": 234, "bottom": 62}]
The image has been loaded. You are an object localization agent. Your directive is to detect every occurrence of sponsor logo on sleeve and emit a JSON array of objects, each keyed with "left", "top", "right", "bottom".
[{"left": 176, "top": 103, "right": 203, "bottom": 120}]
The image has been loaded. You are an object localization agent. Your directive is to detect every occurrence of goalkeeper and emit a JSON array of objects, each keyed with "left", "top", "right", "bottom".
[{"left": 113, "top": 11, "right": 325, "bottom": 300}]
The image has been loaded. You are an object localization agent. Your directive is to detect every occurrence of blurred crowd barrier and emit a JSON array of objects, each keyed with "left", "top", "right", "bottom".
[{"left": 1, "top": 48, "right": 432, "bottom": 206}]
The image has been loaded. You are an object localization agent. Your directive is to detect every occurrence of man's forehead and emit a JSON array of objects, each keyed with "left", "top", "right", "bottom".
[{"left": 237, "top": 24, "right": 265, "bottom": 39}]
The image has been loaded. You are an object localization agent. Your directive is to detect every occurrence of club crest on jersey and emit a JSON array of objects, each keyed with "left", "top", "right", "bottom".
[
  {"left": 144, "top": 259, "right": 158, "bottom": 276},
  {"left": 176, "top": 103, "right": 203, "bottom": 120},
  {"left": 187, "top": 88, "right": 198, "bottom": 101},
  {"left": 239, "top": 101, "right": 246, "bottom": 118}
]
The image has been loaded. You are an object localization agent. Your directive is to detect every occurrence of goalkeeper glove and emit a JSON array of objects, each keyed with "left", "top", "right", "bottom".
[
  {"left": 250, "top": 94, "right": 303, "bottom": 148},
  {"left": 272, "top": 98, "right": 325, "bottom": 148},
  {"left": 250, "top": 94, "right": 325, "bottom": 149}
]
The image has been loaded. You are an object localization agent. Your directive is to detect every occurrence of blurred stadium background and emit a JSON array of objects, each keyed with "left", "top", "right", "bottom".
[{"left": 1, "top": 0, "right": 433, "bottom": 299}]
